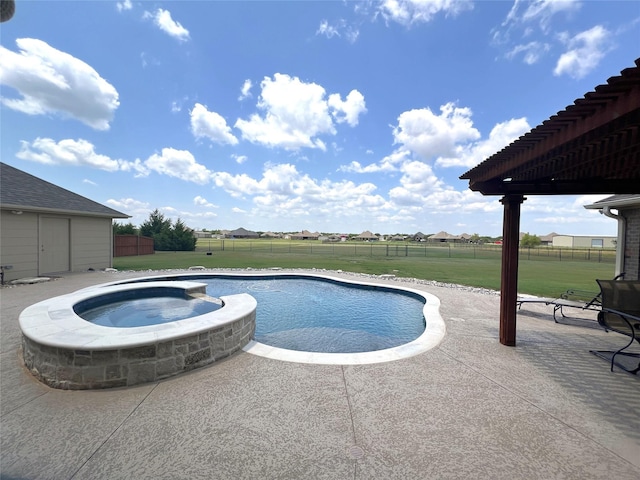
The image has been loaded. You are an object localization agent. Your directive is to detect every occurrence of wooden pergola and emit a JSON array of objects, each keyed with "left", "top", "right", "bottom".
[{"left": 460, "top": 59, "right": 640, "bottom": 346}]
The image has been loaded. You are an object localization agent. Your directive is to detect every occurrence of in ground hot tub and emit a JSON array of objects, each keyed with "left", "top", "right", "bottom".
[{"left": 19, "top": 281, "right": 256, "bottom": 389}]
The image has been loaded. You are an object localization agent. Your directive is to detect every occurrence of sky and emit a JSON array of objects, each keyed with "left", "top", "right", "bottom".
[{"left": 1, "top": 1, "right": 638, "bottom": 237}]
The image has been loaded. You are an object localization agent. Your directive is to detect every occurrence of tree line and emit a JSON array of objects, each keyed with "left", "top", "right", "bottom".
[{"left": 113, "top": 209, "right": 196, "bottom": 252}]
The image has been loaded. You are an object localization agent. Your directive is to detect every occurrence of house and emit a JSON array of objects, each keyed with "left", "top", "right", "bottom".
[
  {"left": 412, "top": 232, "right": 427, "bottom": 242},
  {"left": 226, "top": 227, "right": 259, "bottom": 239},
  {"left": 428, "top": 231, "right": 462, "bottom": 243},
  {"left": 354, "top": 231, "right": 379, "bottom": 241},
  {"left": 0, "top": 162, "right": 128, "bottom": 282},
  {"left": 260, "top": 231, "right": 281, "bottom": 238},
  {"left": 194, "top": 230, "right": 213, "bottom": 238},
  {"left": 585, "top": 194, "right": 640, "bottom": 279},
  {"left": 290, "top": 230, "right": 320, "bottom": 240}
]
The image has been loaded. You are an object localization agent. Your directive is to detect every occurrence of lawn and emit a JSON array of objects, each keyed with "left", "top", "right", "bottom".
[{"left": 113, "top": 245, "right": 614, "bottom": 299}]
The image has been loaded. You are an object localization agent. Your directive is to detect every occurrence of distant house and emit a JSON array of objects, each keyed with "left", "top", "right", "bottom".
[
  {"left": 585, "top": 194, "right": 640, "bottom": 279},
  {"left": 412, "top": 232, "right": 427, "bottom": 242},
  {"left": 260, "top": 231, "right": 281, "bottom": 238},
  {"left": 194, "top": 230, "right": 213, "bottom": 238},
  {"left": 0, "top": 162, "right": 129, "bottom": 282},
  {"left": 227, "top": 227, "right": 259, "bottom": 239},
  {"left": 390, "top": 235, "right": 406, "bottom": 242},
  {"left": 355, "top": 230, "right": 379, "bottom": 241},
  {"left": 428, "top": 231, "right": 463, "bottom": 243},
  {"left": 290, "top": 230, "right": 320, "bottom": 240}
]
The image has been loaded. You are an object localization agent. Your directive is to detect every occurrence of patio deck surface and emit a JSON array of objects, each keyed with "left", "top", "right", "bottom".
[{"left": 1, "top": 270, "right": 638, "bottom": 480}]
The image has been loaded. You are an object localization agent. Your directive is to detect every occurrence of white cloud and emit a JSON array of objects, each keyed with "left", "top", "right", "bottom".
[
  {"left": 392, "top": 103, "right": 480, "bottom": 160},
  {"left": 328, "top": 90, "right": 367, "bottom": 127},
  {"left": 15, "top": 138, "right": 220, "bottom": 185},
  {"left": 493, "top": 0, "right": 582, "bottom": 65},
  {"left": 145, "top": 148, "right": 213, "bottom": 184},
  {"left": 238, "top": 79, "right": 253, "bottom": 101},
  {"left": 377, "top": 0, "right": 473, "bottom": 27},
  {"left": 316, "top": 19, "right": 360, "bottom": 43},
  {"left": 116, "top": 0, "right": 132, "bottom": 13},
  {"left": 0, "top": 38, "right": 119, "bottom": 130},
  {"left": 190, "top": 103, "right": 238, "bottom": 145},
  {"left": 232, "top": 154, "right": 248, "bottom": 164},
  {"left": 505, "top": 41, "right": 550, "bottom": 64},
  {"left": 235, "top": 74, "right": 364, "bottom": 151},
  {"left": 338, "top": 150, "right": 409, "bottom": 173},
  {"left": 518, "top": 0, "right": 581, "bottom": 32},
  {"left": 436, "top": 117, "right": 530, "bottom": 168},
  {"left": 107, "top": 197, "right": 150, "bottom": 213},
  {"left": 194, "top": 196, "right": 217, "bottom": 208},
  {"left": 144, "top": 8, "right": 190, "bottom": 42},
  {"left": 83, "top": 178, "right": 97, "bottom": 186},
  {"left": 16, "top": 137, "right": 140, "bottom": 172},
  {"left": 554, "top": 25, "right": 611, "bottom": 79}
]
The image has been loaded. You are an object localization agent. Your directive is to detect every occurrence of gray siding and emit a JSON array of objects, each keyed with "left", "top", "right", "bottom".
[
  {"left": 71, "top": 217, "right": 113, "bottom": 271},
  {"left": 0, "top": 211, "right": 114, "bottom": 282},
  {"left": 0, "top": 211, "right": 38, "bottom": 280}
]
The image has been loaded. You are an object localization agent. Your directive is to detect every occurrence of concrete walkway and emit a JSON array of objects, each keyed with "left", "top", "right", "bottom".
[{"left": 1, "top": 270, "right": 638, "bottom": 480}]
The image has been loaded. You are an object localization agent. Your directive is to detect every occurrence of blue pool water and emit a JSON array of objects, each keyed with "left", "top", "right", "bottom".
[
  {"left": 202, "top": 277, "right": 425, "bottom": 353},
  {"left": 79, "top": 296, "right": 221, "bottom": 328}
]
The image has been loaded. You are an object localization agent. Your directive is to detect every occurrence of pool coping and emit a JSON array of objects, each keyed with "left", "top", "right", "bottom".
[{"left": 19, "top": 281, "right": 256, "bottom": 350}]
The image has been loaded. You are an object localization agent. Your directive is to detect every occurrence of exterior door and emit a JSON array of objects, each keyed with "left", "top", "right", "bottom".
[{"left": 39, "top": 217, "right": 70, "bottom": 274}]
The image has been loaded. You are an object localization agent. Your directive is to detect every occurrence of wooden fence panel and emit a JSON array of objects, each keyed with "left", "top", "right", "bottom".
[{"left": 114, "top": 235, "right": 155, "bottom": 257}]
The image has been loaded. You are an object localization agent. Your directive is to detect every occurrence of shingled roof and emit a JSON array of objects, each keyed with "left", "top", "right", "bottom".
[{"left": 0, "top": 162, "right": 128, "bottom": 218}]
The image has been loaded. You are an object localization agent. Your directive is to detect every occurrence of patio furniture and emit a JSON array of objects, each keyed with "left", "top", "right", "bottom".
[
  {"left": 516, "top": 274, "right": 625, "bottom": 323},
  {"left": 590, "top": 279, "right": 640, "bottom": 374}
]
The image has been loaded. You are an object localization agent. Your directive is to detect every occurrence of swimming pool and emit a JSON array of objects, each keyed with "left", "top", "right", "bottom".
[
  {"left": 199, "top": 276, "right": 426, "bottom": 353},
  {"left": 19, "top": 271, "right": 445, "bottom": 389}
]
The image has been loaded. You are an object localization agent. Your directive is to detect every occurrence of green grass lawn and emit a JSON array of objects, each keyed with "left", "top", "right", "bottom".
[{"left": 113, "top": 247, "right": 614, "bottom": 299}]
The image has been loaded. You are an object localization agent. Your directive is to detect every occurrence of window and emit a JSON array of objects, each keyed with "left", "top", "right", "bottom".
[{"left": 591, "top": 238, "right": 604, "bottom": 248}]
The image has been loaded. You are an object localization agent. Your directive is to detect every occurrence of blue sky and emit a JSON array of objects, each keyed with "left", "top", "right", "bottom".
[{"left": 1, "top": 1, "right": 638, "bottom": 236}]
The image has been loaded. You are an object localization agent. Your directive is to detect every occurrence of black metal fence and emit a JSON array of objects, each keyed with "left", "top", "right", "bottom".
[{"left": 194, "top": 240, "right": 615, "bottom": 263}]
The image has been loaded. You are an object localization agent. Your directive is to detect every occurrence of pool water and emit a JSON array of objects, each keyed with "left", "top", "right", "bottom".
[
  {"left": 80, "top": 296, "right": 222, "bottom": 328},
  {"left": 202, "top": 277, "right": 426, "bottom": 353}
]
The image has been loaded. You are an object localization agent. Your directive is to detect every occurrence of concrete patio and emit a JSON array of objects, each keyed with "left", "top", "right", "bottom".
[{"left": 1, "top": 270, "right": 638, "bottom": 480}]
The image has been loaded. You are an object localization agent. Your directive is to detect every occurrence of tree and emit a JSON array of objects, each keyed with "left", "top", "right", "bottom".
[
  {"left": 171, "top": 218, "right": 197, "bottom": 251},
  {"left": 139, "top": 209, "right": 172, "bottom": 238},
  {"left": 139, "top": 210, "right": 196, "bottom": 251},
  {"left": 113, "top": 222, "right": 137, "bottom": 235},
  {"left": 521, "top": 233, "right": 541, "bottom": 248}
]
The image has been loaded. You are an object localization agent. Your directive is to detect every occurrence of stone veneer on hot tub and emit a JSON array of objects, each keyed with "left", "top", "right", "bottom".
[{"left": 19, "top": 281, "right": 256, "bottom": 389}]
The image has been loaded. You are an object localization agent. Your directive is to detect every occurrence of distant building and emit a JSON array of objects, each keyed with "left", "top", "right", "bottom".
[
  {"left": 551, "top": 235, "right": 616, "bottom": 249},
  {"left": 290, "top": 230, "right": 320, "bottom": 240},
  {"left": 227, "top": 227, "right": 259, "bottom": 239},
  {"left": 354, "top": 231, "right": 379, "bottom": 241},
  {"left": 412, "top": 232, "right": 427, "bottom": 242},
  {"left": 260, "top": 231, "right": 281, "bottom": 238},
  {"left": 539, "top": 232, "right": 559, "bottom": 246},
  {"left": 194, "top": 230, "right": 213, "bottom": 238},
  {"left": 428, "top": 231, "right": 465, "bottom": 243}
]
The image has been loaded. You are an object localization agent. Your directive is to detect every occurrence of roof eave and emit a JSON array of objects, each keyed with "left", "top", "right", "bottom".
[{"left": 1, "top": 203, "right": 130, "bottom": 219}]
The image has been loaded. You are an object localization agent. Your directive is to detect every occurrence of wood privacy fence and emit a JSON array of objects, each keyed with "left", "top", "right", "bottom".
[{"left": 114, "top": 235, "right": 155, "bottom": 257}]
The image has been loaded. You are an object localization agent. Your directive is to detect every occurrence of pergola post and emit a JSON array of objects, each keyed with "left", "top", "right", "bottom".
[{"left": 499, "top": 194, "right": 525, "bottom": 346}]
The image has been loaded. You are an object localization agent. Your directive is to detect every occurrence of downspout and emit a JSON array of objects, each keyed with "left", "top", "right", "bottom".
[{"left": 602, "top": 206, "right": 625, "bottom": 277}]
